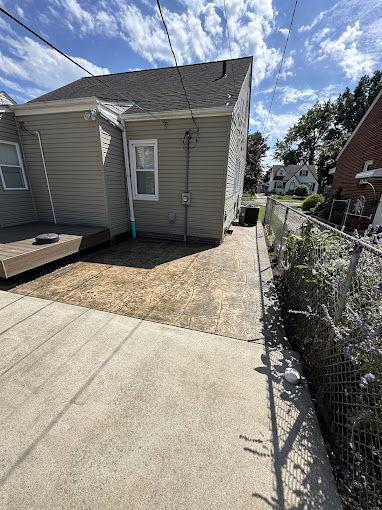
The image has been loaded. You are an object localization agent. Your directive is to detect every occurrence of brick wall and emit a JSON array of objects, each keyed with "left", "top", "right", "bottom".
[{"left": 330, "top": 92, "right": 382, "bottom": 219}]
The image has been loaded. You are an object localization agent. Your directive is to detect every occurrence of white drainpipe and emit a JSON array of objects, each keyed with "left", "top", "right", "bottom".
[
  {"left": 121, "top": 119, "right": 136, "bottom": 238},
  {"left": 35, "top": 131, "right": 56, "bottom": 224}
]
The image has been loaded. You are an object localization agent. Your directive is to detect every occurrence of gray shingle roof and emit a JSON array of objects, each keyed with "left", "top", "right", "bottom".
[
  {"left": 271, "top": 164, "right": 318, "bottom": 182},
  {"left": 28, "top": 57, "right": 253, "bottom": 115}
]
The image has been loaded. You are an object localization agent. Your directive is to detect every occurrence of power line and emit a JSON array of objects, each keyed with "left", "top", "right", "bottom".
[
  {"left": 156, "top": 0, "right": 199, "bottom": 136},
  {"left": 262, "top": 0, "right": 298, "bottom": 135},
  {"left": 0, "top": 7, "right": 166, "bottom": 125},
  {"left": 222, "top": 0, "right": 237, "bottom": 97}
]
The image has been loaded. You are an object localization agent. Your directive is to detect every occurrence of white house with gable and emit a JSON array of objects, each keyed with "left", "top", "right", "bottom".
[{"left": 268, "top": 164, "right": 319, "bottom": 195}]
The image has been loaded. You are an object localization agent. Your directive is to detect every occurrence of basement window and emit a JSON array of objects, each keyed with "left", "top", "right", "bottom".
[
  {"left": 129, "top": 140, "right": 158, "bottom": 200},
  {"left": 0, "top": 140, "right": 28, "bottom": 190}
]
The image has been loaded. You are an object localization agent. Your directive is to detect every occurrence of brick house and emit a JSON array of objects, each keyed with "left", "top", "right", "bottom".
[{"left": 330, "top": 89, "right": 382, "bottom": 226}]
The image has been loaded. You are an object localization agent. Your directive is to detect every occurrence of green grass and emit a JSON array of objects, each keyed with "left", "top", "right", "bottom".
[
  {"left": 291, "top": 205, "right": 302, "bottom": 210},
  {"left": 258, "top": 205, "right": 265, "bottom": 222},
  {"left": 242, "top": 192, "right": 257, "bottom": 199}
]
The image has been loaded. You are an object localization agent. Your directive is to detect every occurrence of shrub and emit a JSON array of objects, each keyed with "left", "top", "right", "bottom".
[
  {"left": 301, "top": 193, "right": 324, "bottom": 211},
  {"left": 295, "top": 184, "right": 309, "bottom": 197}
]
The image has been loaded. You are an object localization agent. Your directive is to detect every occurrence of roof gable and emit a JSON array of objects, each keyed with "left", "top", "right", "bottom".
[
  {"left": 0, "top": 91, "right": 17, "bottom": 105},
  {"left": 336, "top": 88, "right": 382, "bottom": 161},
  {"left": 271, "top": 164, "right": 318, "bottom": 182},
  {"left": 28, "top": 57, "right": 253, "bottom": 115}
]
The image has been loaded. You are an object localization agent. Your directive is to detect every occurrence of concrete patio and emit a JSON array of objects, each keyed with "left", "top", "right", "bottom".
[
  {"left": 0, "top": 224, "right": 341, "bottom": 509},
  {"left": 12, "top": 225, "right": 264, "bottom": 341}
]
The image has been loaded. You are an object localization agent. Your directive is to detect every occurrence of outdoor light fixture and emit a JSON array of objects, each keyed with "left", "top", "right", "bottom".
[{"left": 83, "top": 111, "right": 91, "bottom": 121}]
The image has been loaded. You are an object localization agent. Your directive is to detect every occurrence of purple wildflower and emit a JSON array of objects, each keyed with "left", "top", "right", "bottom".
[
  {"left": 359, "top": 373, "right": 375, "bottom": 388},
  {"left": 344, "top": 344, "right": 354, "bottom": 357}
]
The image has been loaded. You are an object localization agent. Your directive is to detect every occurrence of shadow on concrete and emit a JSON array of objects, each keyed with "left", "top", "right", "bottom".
[
  {"left": 243, "top": 224, "right": 341, "bottom": 509},
  {"left": 87, "top": 238, "right": 214, "bottom": 270}
]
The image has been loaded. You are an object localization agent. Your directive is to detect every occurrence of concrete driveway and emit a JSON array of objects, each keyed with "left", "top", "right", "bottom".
[{"left": 0, "top": 291, "right": 341, "bottom": 509}]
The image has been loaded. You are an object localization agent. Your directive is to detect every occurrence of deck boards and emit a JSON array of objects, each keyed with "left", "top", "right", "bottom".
[{"left": 0, "top": 223, "right": 110, "bottom": 278}]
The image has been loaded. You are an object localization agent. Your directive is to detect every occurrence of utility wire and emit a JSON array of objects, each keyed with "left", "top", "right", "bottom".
[
  {"left": 0, "top": 7, "right": 167, "bottom": 125},
  {"left": 156, "top": 0, "right": 199, "bottom": 136},
  {"left": 222, "top": 0, "right": 237, "bottom": 97},
  {"left": 262, "top": 0, "right": 298, "bottom": 135}
]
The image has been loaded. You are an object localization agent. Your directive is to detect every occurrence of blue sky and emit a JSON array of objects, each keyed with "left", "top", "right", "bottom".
[{"left": 0, "top": 0, "right": 381, "bottom": 163}]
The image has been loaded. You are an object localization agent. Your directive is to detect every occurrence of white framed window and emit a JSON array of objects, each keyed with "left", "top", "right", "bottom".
[
  {"left": 129, "top": 139, "right": 159, "bottom": 200},
  {"left": 307, "top": 182, "right": 315, "bottom": 191},
  {"left": 277, "top": 168, "right": 285, "bottom": 177},
  {"left": 275, "top": 181, "right": 283, "bottom": 189},
  {"left": 0, "top": 140, "right": 28, "bottom": 190},
  {"left": 289, "top": 181, "right": 295, "bottom": 191},
  {"left": 300, "top": 168, "right": 308, "bottom": 176}
]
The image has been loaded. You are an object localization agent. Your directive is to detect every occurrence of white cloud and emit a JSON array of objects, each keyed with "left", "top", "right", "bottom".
[
  {"left": 278, "top": 86, "right": 317, "bottom": 104},
  {"left": 0, "top": 32, "right": 109, "bottom": 98},
  {"left": 279, "top": 28, "right": 289, "bottom": 37},
  {"left": 298, "top": 5, "right": 337, "bottom": 32},
  {"left": 250, "top": 101, "right": 300, "bottom": 140},
  {"left": 55, "top": 0, "right": 280, "bottom": 86},
  {"left": 15, "top": 6, "right": 24, "bottom": 19},
  {"left": 319, "top": 22, "right": 376, "bottom": 81}
]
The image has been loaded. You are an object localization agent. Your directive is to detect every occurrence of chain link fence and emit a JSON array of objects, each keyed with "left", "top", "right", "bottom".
[{"left": 264, "top": 198, "right": 382, "bottom": 509}]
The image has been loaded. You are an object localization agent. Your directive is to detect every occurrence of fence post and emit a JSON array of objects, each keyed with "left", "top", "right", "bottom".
[
  {"left": 278, "top": 207, "right": 289, "bottom": 262},
  {"left": 327, "top": 244, "right": 363, "bottom": 348}
]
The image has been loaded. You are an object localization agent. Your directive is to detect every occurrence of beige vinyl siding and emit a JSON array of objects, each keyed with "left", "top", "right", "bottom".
[
  {"left": 223, "top": 67, "right": 251, "bottom": 233},
  {"left": 17, "top": 111, "right": 109, "bottom": 228},
  {"left": 125, "top": 115, "right": 230, "bottom": 242},
  {"left": 99, "top": 119, "right": 129, "bottom": 236},
  {"left": 0, "top": 112, "right": 36, "bottom": 227}
]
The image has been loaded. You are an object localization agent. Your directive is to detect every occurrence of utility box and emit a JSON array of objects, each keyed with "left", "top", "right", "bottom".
[{"left": 239, "top": 205, "right": 259, "bottom": 226}]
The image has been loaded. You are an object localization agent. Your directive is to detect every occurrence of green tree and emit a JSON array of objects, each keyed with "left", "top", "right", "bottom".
[
  {"left": 274, "top": 101, "right": 334, "bottom": 166},
  {"left": 244, "top": 132, "right": 269, "bottom": 195},
  {"left": 316, "top": 134, "right": 349, "bottom": 181},
  {"left": 273, "top": 70, "right": 382, "bottom": 181}
]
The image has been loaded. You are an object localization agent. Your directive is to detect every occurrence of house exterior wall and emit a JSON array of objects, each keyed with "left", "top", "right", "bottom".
[
  {"left": 16, "top": 111, "right": 109, "bottom": 228},
  {"left": 269, "top": 164, "right": 318, "bottom": 194},
  {"left": 223, "top": 66, "right": 251, "bottom": 233},
  {"left": 0, "top": 111, "right": 36, "bottom": 227},
  {"left": 99, "top": 119, "right": 129, "bottom": 236},
  {"left": 330, "top": 93, "right": 382, "bottom": 219},
  {"left": 295, "top": 164, "right": 318, "bottom": 193},
  {"left": 124, "top": 115, "right": 230, "bottom": 242},
  {"left": 285, "top": 175, "right": 299, "bottom": 193}
]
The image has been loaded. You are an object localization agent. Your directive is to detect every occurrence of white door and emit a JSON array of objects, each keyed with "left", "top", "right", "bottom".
[{"left": 372, "top": 195, "right": 382, "bottom": 227}]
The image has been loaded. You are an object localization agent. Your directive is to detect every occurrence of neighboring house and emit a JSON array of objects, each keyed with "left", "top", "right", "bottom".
[
  {"left": 0, "top": 57, "right": 252, "bottom": 243},
  {"left": 268, "top": 164, "right": 318, "bottom": 195},
  {"left": 330, "top": 89, "right": 382, "bottom": 226}
]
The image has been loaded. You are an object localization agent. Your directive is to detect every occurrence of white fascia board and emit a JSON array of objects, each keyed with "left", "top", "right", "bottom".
[
  {"left": 0, "top": 106, "right": 11, "bottom": 113},
  {"left": 336, "top": 88, "right": 382, "bottom": 162},
  {"left": 96, "top": 101, "right": 123, "bottom": 129},
  {"left": 10, "top": 96, "right": 99, "bottom": 116},
  {"left": 355, "top": 168, "right": 382, "bottom": 179},
  {"left": 120, "top": 105, "right": 234, "bottom": 121}
]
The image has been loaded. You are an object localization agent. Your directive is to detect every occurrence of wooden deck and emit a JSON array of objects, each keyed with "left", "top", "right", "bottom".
[{"left": 0, "top": 223, "right": 110, "bottom": 278}]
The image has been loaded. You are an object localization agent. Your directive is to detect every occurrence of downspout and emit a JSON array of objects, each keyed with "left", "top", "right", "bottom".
[
  {"left": 121, "top": 119, "right": 137, "bottom": 238},
  {"left": 15, "top": 121, "right": 38, "bottom": 221},
  {"left": 184, "top": 131, "right": 191, "bottom": 242},
  {"left": 35, "top": 131, "right": 56, "bottom": 224}
]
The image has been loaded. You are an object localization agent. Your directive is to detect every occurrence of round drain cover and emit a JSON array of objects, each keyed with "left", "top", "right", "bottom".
[{"left": 35, "top": 233, "right": 60, "bottom": 244}]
